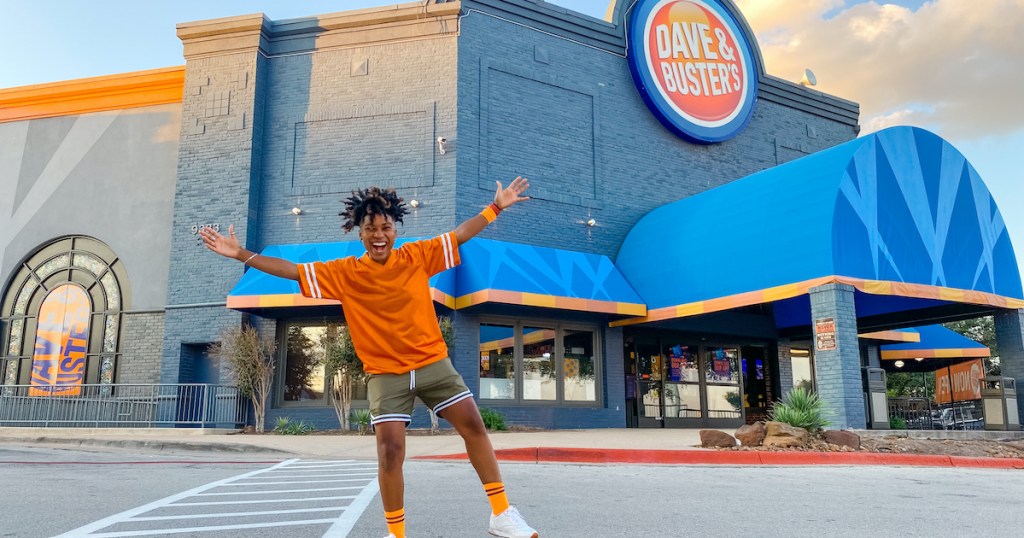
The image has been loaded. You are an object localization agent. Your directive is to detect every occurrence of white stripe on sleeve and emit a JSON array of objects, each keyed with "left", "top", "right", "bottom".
[
  {"left": 303, "top": 263, "right": 321, "bottom": 299},
  {"left": 309, "top": 263, "right": 322, "bottom": 298},
  {"left": 441, "top": 233, "right": 454, "bottom": 269}
]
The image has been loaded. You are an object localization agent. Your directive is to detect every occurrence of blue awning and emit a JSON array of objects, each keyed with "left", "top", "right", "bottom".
[
  {"left": 614, "top": 126, "right": 1023, "bottom": 326},
  {"left": 227, "top": 238, "right": 645, "bottom": 316},
  {"left": 881, "top": 324, "right": 989, "bottom": 360}
]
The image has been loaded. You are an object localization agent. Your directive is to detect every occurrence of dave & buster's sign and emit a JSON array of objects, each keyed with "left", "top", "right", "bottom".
[{"left": 627, "top": 0, "right": 757, "bottom": 144}]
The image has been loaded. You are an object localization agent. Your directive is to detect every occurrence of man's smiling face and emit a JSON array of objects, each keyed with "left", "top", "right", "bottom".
[{"left": 359, "top": 213, "right": 397, "bottom": 264}]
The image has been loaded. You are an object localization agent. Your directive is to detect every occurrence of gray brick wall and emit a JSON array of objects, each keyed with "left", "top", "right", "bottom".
[
  {"left": 118, "top": 312, "right": 165, "bottom": 384},
  {"left": 776, "top": 339, "right": 793, "bottom": 396},
  {"left": 809, "top": 283, "right": 866, "bottom": 429},
  {"left": 256, "top": 40, "right": 459, "bottom": 248},
  {"left": 162, "top": 38, "right": 267, "bottom": 383},
  {"left": 455, "top": 13, "right": 856, "bottom": 259},
  {"left": 994, "top": 309, "right": 1024, "bottom": 423}
]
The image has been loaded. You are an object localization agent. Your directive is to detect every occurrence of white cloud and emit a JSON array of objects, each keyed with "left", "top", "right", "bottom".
[{"left": 734, "top": 0, "right": 1024, "bottom": 139}]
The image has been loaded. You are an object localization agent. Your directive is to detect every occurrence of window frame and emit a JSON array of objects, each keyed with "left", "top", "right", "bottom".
[
  {"left": 1, "top": 236, "right": 126, "bottom": 389},
  {"left": 274, "top": 318, "right": 368, "bottom": 409},
  {"left": 478, "top": 317, "right": 602, "bottom": 407}
]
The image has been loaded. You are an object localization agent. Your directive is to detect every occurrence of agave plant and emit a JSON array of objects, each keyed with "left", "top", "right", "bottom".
[{"left": 768, "top": 387, "right": 831, "bottom": 431}]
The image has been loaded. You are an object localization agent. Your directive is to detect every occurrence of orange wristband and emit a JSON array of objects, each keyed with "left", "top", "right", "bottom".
[{"left": 481, "top": 203, "right": 502, "bottom": 223}]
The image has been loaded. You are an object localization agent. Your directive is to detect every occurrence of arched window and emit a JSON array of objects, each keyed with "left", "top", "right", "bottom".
[{"left": 1, "top": 237, "right": 129, "bottom": 391}]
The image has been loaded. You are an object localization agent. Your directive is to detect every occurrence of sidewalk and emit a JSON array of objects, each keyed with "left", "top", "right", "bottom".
[{"left": 1, "top": 427, "right": 1022, "bottom": 469}]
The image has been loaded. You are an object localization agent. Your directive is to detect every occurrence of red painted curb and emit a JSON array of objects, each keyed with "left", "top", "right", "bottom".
[{"left": 412, "top": 447, "right": 1024, "bottom": 469}]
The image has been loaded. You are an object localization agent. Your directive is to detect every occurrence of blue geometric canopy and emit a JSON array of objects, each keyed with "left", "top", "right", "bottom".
[
  {"left": 228, "top": 237, "right": 644, "bottom": 315},
  {"left": 617, "top": 126, "right": 1022, "bottom": 316}
]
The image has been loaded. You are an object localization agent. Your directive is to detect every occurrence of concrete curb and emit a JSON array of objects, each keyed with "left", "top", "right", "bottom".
[
  {"left": 0, "top": 436, "right": 294, "bottom": 455},
  {"left": 414, "top": 447, "right": 1024, "bottom": 469}
]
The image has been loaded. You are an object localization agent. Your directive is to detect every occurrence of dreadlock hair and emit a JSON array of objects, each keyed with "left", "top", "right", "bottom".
[{"left": 340, "top": 187, "right": 407, "bottom": 233}]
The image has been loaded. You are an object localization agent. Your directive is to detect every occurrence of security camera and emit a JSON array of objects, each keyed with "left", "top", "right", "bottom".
[{"left": 437, "top": 137, "right": 448, "bottom": 155}]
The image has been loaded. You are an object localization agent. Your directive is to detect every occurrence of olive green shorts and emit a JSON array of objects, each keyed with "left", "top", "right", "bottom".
[{"left": 367, "top": 357, "right": 472, "bottom": 428}]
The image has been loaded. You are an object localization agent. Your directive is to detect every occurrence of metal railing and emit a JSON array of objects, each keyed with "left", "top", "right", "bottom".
[
  {"left": 888, "top": 397, "right": 985, "bottom": 430},
  {"left": 0, "top": 383, "right": 248, "bottom": 428}
]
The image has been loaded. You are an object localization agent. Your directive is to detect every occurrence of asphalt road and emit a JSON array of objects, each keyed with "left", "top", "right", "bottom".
[{"left": 3, "top": 444, "right": 1024, "bottom": 538}]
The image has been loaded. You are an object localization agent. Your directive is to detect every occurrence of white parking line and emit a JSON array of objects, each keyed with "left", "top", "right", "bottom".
[
  {"left": 53, "top": 460, "right": 299, "bottom": 537},
  {"left": 129, "top": 506, "right": 347, "bottom": 521},
  {"left": 171, "top": 495, "right": 356, "bottom": 507},
  {"left": 53, "top": 459, "right": 381, "bottom": 538},
  {"left": 195, "top": 486, "right": 365, "bottom": 496},
  {"left": 85, "top": 519, "right": 340, "bottom": 537}
]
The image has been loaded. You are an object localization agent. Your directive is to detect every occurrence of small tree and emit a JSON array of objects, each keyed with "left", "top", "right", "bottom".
[
  {"left": 209, "top": 324, "right": 277, "bottom": 433},
  {"left": 322, "top": 323, "right": 365, "bottom": 430}
]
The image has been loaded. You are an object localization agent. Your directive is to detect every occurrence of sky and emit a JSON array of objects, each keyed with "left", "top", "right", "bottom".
[{"left": 2, "top": 0, "right": 1022, "bottom": 270}]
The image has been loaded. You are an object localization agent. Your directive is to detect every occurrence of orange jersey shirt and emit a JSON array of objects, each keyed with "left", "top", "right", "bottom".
[{"left": 297, "top": 232, "right": 460, "bottom": 374}]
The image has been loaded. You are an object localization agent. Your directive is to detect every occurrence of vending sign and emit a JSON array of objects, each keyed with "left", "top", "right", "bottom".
[{"left": 627, "top": 0, "right": 758, "bottom": 143}]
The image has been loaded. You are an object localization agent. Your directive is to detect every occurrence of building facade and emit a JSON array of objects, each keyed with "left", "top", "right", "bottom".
[{"left": 3, "top": 0, "right": 1022, "bottom": 431}]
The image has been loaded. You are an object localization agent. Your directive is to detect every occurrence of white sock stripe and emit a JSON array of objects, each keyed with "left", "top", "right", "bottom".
[
  {"left": 441, "top": 233, "right": 453, "bottom": 269},
  {"left": 433, "top": 390, "right": 473, "bottom": 414}
]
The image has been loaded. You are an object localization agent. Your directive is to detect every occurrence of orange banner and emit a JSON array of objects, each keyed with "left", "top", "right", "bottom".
[
  {"left": 30, "top": 284, "right": 90, "bottom": 397},
  {"left": 934, "top": 359, "right": 984, "bottom": 404}
]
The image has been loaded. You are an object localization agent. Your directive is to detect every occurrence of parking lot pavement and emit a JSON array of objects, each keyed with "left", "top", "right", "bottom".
[{"left": 54, "top": 459, "right": 380, "bottom": 538}]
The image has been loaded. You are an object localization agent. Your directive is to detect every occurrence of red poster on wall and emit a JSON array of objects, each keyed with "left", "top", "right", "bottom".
[
  {"left": 934, "top": 359, "right": 985, "bottom": 404},
  {"left": 30, "top": 285, "right": 90, "bottom": 397}
]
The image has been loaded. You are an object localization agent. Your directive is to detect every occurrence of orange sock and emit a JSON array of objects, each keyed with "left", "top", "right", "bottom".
[
  {"left": 385, "top": 508, "right": 405, "bottom": 538},
  {"left": 484, "top": 482, "right": 510, "bottom": 515}
]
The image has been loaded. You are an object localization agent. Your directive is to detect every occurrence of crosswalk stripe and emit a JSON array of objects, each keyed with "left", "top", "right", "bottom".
[
  {"left": 84, "top": 518, "right": 340, "bottom": 537},
  {"left": 53, "top": 459, "right": 380, "bottom": 538}
]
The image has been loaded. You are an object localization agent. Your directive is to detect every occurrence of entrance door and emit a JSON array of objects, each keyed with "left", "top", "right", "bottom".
[
  {"left": 741, "top": 345, "right": 769, "bottom": 424},
  {"left": 663, "top": 343, "right": 703, "bottom": 428},
  {"left": 634, "top": 338, "right": 663, "bottom": 428},
  {"left": 626, "top": 337, "right": 750, "bottom": 428},
  {"left": 703, "top": 346, "right": 744, "bottom": 428}
]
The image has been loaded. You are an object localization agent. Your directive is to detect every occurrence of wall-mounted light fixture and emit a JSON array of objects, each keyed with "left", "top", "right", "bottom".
[
  {"left": 410, "top": 199, "right": 421, "bottom": 209},
  {"left": 437, "top": 137, "right": 448, "bottom": 155},
  {"left": 894, "top": 360, "right": 905, "bottom": 368},
  {"left": 586, "top": 218, "right": 597, "bottom": 227},
  {"left": 291, "top": 207, "right": 303, "bottom": 216}
]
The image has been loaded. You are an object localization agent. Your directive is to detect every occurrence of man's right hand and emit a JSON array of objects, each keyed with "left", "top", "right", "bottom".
[{"left": 200, "top": 224, "right": 244, "bottom": 260}]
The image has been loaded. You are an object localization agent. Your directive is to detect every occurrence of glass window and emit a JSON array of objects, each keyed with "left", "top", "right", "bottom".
[
  {"left": 705, "top": 347, "right": 740, "bottom": 384},
  {"left": 479, "top": 321, "right": 601, "bottom": 405},
  {"left": 562, "top": 329, "right": 595, "bottom": 402},
  {"left": 706, "top": 384, "right": 742, "bottom": 418},
  {"left": 523, "top": 327, "right": 556, "bottom": 401},
  {"left": 479, "top": 324, "right": 516, "bottom": 400},
  {"left": 1, "top": 237, "right": 125, "bottom": 388},
  {"left": 664, "top": 383, "right": 702, "bottom": 418},
  {"left": 283, "top": 325, "right": 327, "bottom": 403},
  {"left": 666, "top": 344, "right": 699, "bottom": 382},
  {"left": 791, "top": 348, "right": 815, "bottom": 393}
]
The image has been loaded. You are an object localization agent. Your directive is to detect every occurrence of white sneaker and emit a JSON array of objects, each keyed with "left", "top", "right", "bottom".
[{"left": 488, "top": 506, "right": 538, "bottom": 538}]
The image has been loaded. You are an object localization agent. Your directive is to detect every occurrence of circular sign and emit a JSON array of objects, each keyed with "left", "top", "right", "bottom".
[{"left": 627, "top": 0, "right": 758, "bottom": 144}]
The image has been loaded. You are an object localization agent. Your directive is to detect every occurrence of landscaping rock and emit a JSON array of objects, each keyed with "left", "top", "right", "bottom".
[
  {"left": 735, "top": 422, "right": 766, "bottom": 446},
  {"left": 763, "top": 421, "right": 809, "bottom": 448},
  {"left": 823, "top": 430, "right": 861, "bottom": 450},
  {"left": 700, "top": 429, "right": 738, "bottom": 448}
]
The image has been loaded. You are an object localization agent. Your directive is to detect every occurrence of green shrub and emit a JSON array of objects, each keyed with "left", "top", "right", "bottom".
[
  {"left": 273, "top": 417, "right": 315, "bottom": 435},
  {"left": 889, "top": 415, "right": 908, "bottom": 430},
  {"left": 350, "top": 408, "right": 372, "bottom": 434},
  {"left": 768, "top": 387, "right": 831, "bottom": 432},
  {"left": 479, "top": 408, "right": 507, "bottom": 431}
]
